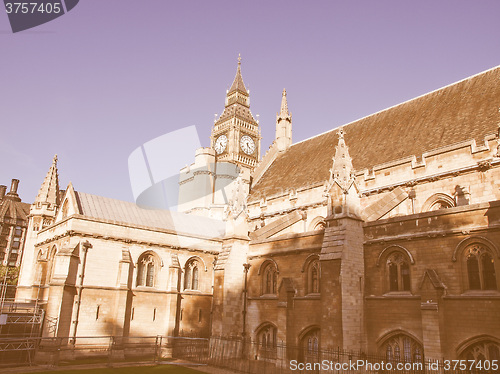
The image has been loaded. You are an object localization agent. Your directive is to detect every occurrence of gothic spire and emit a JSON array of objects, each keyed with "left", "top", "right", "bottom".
[
  {"left": 325, "top": 128, "right": 360, "bottom": 217},
  {"left": 330, "top": 128, "right": 355, "bottom": 194},
  {"left": 275, "top": 88, "right": 292, "bottom": 151},
  {"left": 35, "top": 155, "right": 60, "bottom": 207},
  {"left": 277, "top": 88, "right": 291, "bottom": 122},
  {"left": 228, "top": 54, "right": 248, "bottom": 95}
]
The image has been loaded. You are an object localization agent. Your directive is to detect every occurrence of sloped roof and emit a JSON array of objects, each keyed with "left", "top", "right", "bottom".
[
  {"left": 75, "top": 192, "right": 225, "bottom": 240},
  {"left": 0, "top": 198, "right": 30, "bottom": 225},
  {"left": 215, "top": 59, "right": 257, "bottom": 125},
  {"left": 228, "top": 61, "right": 248, "bottom": 95},
  {"left": 250, "top": 66, "right": 500, "bottom": 201},
  {"left": 217, "top": 103, "right": 257, "bottom": 124}
]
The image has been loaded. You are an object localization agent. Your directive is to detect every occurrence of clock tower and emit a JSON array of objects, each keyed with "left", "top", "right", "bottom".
[{"left": 211, "top": 55, "right": 261, "bottom": 170}]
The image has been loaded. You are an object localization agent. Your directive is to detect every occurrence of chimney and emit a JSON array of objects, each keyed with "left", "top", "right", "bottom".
[
  {"left": 4, "top": 179, "right": 21, "bottom": 202},
  {"left": 10, "top": 179, "right": 19, "bottom": 194},
  {"left": 0, "top": 185, "right": 6, "bottom": 199}
]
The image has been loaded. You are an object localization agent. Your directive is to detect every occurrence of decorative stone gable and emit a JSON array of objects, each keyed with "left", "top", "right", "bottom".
[{"left": 325, "top": 128, "right": 360, "bottom": 217}]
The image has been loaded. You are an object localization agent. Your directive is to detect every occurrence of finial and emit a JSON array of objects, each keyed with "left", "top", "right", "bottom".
[
  {"left": 278, "top": 88, "right": 290, "bottom": 120},
  {"left": 53, "top": 154, "right": 58, "bottom": 163},
  {"left": 238, "top": 53, "right": 241, "bottom": 65},
  {"left": 338, "top": 128, "right": 345, "bottom": 139}
]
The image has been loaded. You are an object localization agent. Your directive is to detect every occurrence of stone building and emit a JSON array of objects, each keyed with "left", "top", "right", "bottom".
[
  {"left": 0, "top": 179, "right": 30, "bottom": 268},
  {"left": 16, "top": 61, "right": 500, "bottom": 363}
]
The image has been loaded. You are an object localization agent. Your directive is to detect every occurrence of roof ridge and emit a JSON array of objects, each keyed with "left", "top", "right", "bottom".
[
  {"left": 249, "top": 64, "right": 500, "bottom": 201},
  {"left": 293, "top": 64, "right": 500, "bottom": 147},
  {"left": 74, "top": 191, "right": 226, "bottom": 239}
]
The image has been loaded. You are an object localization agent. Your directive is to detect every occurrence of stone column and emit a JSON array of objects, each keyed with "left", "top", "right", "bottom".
[
  {"left": 44, "top": 241, "right": 80, "bottom": 340},
  {"left": 320, "top": 211, "right": 365, "bottom": 351},
  {"left": 420, "top": 272, "right": 446, "bottom": 359},
  {"left": 113, "top": 250, "right": 133, "bottom": 338}
]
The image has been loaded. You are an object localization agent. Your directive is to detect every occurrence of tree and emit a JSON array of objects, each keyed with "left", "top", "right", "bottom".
[{"left": 0, "top": 265, "right": 19, "bottom": 285}]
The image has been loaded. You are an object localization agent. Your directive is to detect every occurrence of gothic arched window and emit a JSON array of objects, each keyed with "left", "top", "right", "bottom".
[
  {"left": 261, "top": 262, "right": 277, "bottom": 295},
  {"left": 387, "top": 252, "right": 411, "bottom": 292},
  {"left": 460, "top": 339, "right": 500, "bottom": 371},
  {"left": 47, "top": 246, "right": 57, "bottom": 284},
  {"left": 137, "top": 252, "right": 158, "bottom": 287},
  {"left": 306, "top": 259, "right": 320, "bottom": 294},
  {"left": 381, "top": 334, "right": 423, "bottom": 363},
  {"left": 184, "top": 258, "right": 201, "bottom": 290},
  {"left": 310, "top": 217, "right": 326, "bottom": 231},
  {"left": 256, "top": 323, "right": 277, "bottom": 360},
  {"left": 465, "top": 245, "right": 497, "bottom": 290},
  {"left": 61, "top": 199, "right": 69, "bottom": 219},
  {"left": 422, "top": 193, "right": 456, "bottom": 212},
  {"left": 35, "top": 247, "right": 57, "bottom": 285},
  {"left": 300, "top": 327, "right": 320, "bottom": 363},
  {"left": 35, "top": 250, "right": 45, "bottom": 285}
]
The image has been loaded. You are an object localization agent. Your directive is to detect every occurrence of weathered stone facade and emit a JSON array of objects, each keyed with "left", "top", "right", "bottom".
[
  {"left": 16, "top": 61, "right": 500, "bottom": 363},
  {"left": 0, "top": 179, "right": 30, "bottom": 268}
]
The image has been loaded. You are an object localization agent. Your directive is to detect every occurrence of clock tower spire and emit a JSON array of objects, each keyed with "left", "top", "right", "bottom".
[{"left": 211, "top": 55, "right": 261, "bottom": 170}]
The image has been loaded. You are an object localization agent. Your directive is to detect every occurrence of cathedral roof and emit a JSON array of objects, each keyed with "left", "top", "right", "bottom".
[
  {"left": 250, "top": 65, "right": 500, "bottom": 202},
  {"left": 75, "top": 192, "right": 225, "bottom": 240}
]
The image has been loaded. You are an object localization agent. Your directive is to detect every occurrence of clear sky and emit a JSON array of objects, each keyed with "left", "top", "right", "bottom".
[{"left": 1, "top": 1, "right": 500, "bottom": 203}]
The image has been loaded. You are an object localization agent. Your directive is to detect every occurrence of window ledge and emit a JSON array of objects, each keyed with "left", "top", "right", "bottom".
[
  {"left": 179, "top": 290, "right": 212, "bottom": 297},
  {"left": 133, "top": 286, "right": 171, "bottom": 294},
  {"left": 383, "top": 291, "right": 414, "bottom": 297},
  {"left": 294, "top": 294, "right": 320, "bottom": 300},
  {"left": 463, "top": 289, "right": 499, "bottom": 294},
  {"left": 135, "top": 286, "right": 158, "bottom": 291},
  {"left": 259, "top": 294, "right": 278, "bottom": 299},
  {"left": 366, "top": 292, "right": 419, "bottom": 300},
  {"left": 182, "top": 289, "right": 202, "bottom": 294},
  {"left": 447, "top": 290, "right": 500, "bottom": 298}
]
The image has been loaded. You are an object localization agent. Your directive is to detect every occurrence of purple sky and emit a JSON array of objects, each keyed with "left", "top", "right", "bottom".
[{"left": 1, "top": 1, "right": 500, "bottom": 203}]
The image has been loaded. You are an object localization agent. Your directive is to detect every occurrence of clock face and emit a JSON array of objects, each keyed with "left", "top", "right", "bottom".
[
  {"left": 214, "top": 134, "right": 228, "bottom": 154},
  {"left": 240, "top": 135, "right": 256, "bottom": 155}
]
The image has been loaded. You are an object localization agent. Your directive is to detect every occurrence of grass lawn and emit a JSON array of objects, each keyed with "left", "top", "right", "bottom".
[{"left": 23, "top": 365, "right": 206, "bottom": 374}]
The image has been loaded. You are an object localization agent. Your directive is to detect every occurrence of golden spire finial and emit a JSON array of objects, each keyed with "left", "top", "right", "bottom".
[{"left": 238, "top": 53, "right": 241, "bottom": 65}]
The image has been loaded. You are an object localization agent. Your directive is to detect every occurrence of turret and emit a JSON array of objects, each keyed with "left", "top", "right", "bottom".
[{"left": 16, "top": 155, "right": 61, "bottom": 300}]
